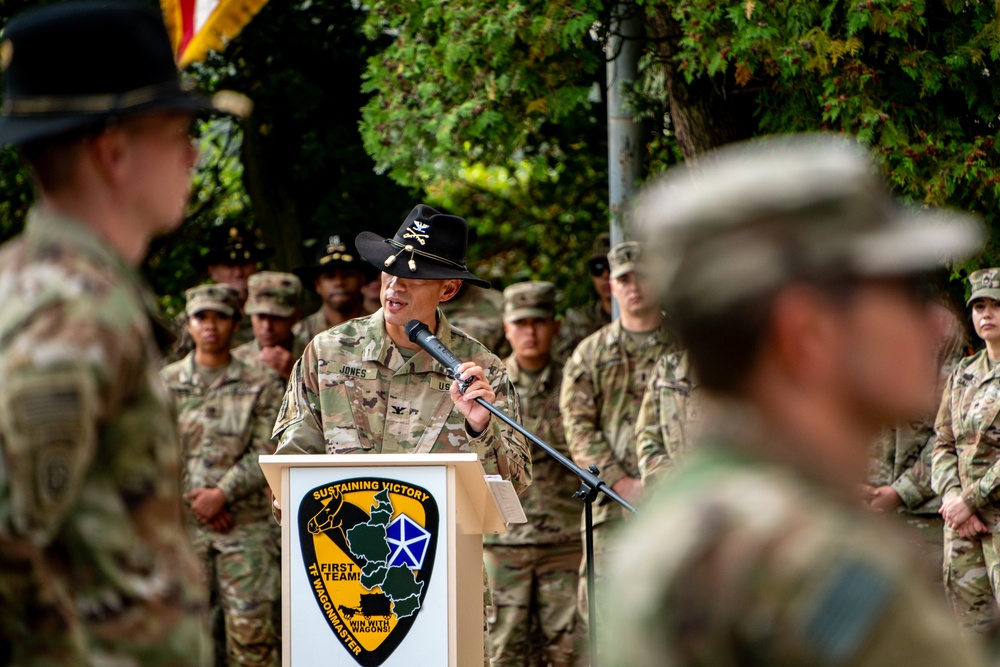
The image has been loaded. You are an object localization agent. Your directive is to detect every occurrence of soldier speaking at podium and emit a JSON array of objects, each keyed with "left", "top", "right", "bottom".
[
  {"left": 273, "top": 203, "right": 530, "bottom": 492},
  {"left": 273, "top": 205, "right": 531, "bottom": 663}
]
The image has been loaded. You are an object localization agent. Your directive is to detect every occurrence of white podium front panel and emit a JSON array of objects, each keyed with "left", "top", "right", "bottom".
[{"left": 287, "top": 465, "right": 448, "bottom": 666}]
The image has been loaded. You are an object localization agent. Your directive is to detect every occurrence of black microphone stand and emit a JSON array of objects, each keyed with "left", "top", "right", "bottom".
[
  {"left": 405, "top": 319, "right": 636, "bottom": 663},
  {"left": 460, "top": 392, "right": 635, "bottom": 667},
  {"left": 449, "top": 369, "right": 636, "bottom": 666}
]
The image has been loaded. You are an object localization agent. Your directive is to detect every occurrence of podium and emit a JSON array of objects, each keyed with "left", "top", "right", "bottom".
[{"left": 260, "top": 453, "right": 519, "bottom": 667}]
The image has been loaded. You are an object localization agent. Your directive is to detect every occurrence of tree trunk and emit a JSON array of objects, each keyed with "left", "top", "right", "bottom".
[
  {"left": 241, "top": 120, "right": 304, "bottom": 274},
  {"left": 646, "top": 4, "right": 757, "bottom": 160}
]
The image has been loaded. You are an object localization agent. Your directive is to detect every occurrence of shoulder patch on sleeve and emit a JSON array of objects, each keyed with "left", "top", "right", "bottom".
[
  {"left": 0, "top": 367, "right": 98, "bottom": 540},
  {"left": 802, "top": 559, "right": 894, "bottom": 664}
]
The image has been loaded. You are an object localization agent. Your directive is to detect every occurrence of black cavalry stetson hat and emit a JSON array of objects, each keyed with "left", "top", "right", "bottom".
[
  {"left": 0, "top": 2, "right": 219, "bottom": 147},
  {"left": 294, "top": 235, "right": 372, "bottom": 282},
  {"left": 356, "top": 205, "right": 490, "bottom": 288},
  {"left": 198, "top": 224, "right": 275, "bottom": 269}
]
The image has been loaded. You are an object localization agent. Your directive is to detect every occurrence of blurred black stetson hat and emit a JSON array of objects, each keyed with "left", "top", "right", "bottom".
[
  {"left": 294, "top": 235, "right": 373, "bottom": 282},
  {"left": 199, "top": 223, "right": 274, "bottom": 269},
  {"left": 0, "top": 2, "right": 223, "bottom": 147},
  {"left": 356, "top": 204, "right": 490, "bottom": 288}
]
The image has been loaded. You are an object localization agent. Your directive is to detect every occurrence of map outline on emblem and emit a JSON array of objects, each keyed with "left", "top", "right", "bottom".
[{"left": 299, "top": 477, "right": 440, "bottom": 666}]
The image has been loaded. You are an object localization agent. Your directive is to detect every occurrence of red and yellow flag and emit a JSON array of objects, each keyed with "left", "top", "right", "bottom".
[{"left": 161, "top": 0, "right": 269, "bottom": 68}]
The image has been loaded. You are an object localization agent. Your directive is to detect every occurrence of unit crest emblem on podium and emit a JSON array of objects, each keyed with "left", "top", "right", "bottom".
[{"left": 298, "top": 477, "right": 440, "bottom": 665}]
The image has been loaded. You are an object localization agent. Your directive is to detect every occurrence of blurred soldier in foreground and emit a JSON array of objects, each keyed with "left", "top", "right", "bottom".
[
  {"left": 167, "top": 223, "right": 274, "bottom": 362},
  {"left": 560, "top": 241, "right": 677, "bottom": 648},
  {"left": 555, "top": 232, "right": 612, "bottom": 360},
  {"left": 162, "top": 284, "right": 285, "bottom": 666},
  {"left": 863, "top": 300, "right": 967, "bottom": 581},
  {"left": 233, "top": 271, "right": 307, "bottom": 380},
  {"left": 602, "top": 134, "right": 989, "bottom": 666},
  {"left": 293, "top": 235, "right": 369, "bottom": 342},
  {"left": 0, "top": 4, "right": 216, "bottom": 663},
  {"left": 635, "top": 350, "right": 703, "bottom": 487},
  {"left": 485, "top": 282, "right": 587, "bottom": 667}
]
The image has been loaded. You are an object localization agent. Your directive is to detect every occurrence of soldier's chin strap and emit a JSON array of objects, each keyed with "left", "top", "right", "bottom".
[{"left": 406, "top": 319, "right": 634, "bottom": 666}]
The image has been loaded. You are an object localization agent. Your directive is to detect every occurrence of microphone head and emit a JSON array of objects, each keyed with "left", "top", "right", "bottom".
[{"left": 405, "top": 319, "right": 429, "bottom": 342}]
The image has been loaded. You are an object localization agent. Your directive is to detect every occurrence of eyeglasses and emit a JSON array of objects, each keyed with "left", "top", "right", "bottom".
[{"left": 588, "top": 259, "right": 609, "bottom": 277}]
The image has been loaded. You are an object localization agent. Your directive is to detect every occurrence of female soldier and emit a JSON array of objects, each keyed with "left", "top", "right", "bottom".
[{"left": 933, "top": 268, "right": 1000, "bottom": 633}]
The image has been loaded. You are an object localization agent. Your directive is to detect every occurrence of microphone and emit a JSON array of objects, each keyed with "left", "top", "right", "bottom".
[{"left": 405, "top": 320, "right": 474, "bottom": 393}]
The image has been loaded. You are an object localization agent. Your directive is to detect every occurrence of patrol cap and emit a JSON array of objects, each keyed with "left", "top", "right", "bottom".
[
  {"left": 608, "top": 242, "right": 642, "bottom": 280},
  {"left": 185, "top": 283, "right": 241, "bottom": 318},
  {"left": 245, "top": 271, "right": 302, "bottom": 317},
  {"left": 632, "top": 133, "right": 984, "bottom": 319},
  {"left": 503, "top": 281, "right": 556, "bottom": 322},
  {"left": 967, "top": 269, "right": 1000, "bottom": 306}
]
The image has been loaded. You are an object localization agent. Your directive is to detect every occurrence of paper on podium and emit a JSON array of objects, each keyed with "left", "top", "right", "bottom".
[{"left": 485, "top": 475, "right": 527, "bottom": 524}]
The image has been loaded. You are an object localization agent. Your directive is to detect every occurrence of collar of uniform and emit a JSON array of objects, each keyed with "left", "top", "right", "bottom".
[
  {"left": 365, "top": 308, "right": 458, "bottom": 376},
  {"left": 968, "top": 348, "right": 999, "bottom": 383},
  {"left": 179, "top": 351, "right": 242, "bottom": 387},
  {"left": 25, "top": 207, "right": 136, "bottom": 279},
  {"left": 610, "top": 317, "right": 672, "bottom": 352},
  {"left": 24, "top": 206, "right": 162, "bottom": 321},
  {"left": 504, "top": 354, "right": 556, "bottom": 391}
]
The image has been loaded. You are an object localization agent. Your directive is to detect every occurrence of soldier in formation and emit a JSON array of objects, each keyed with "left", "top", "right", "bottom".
[
  {"left": 933, "top": 268, "right": 1000, "bottom": 633},
  {"left": 162, "top": 284, "right": 286, "bottom": 666},
  {"left": 293, "top": 235, "right": 370, "bottom": 342},
  {"left": 635, "top": 351, "right": 703, "bottom": 487},
  {"left": 602, "top": 133, "right": 987, "bottom": 666},
  {"left": 559, "top": 240, "right": 677, "bottom": 653},
  {"left": 485, "top": 282, "right": 587, "bottom": 667},
  {"left": 233, "top": 270, "right": 309, "bottom": 380},
  {"left": 0, "top": 3, "right": 217, "bottom": 662},
  {"left": 273, "top": 204, "right": 532, "bottom": 665},
  {"left": 555, "top": 233, "right": 612, "bottom": 360}
]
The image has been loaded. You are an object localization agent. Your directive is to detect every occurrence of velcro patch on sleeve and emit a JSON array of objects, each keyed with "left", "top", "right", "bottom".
[
  {"left": 801, "top": 559, "right": 894, "bottom": 664},
  {"left": 0, "top": 367, "right": 97, "bottom": 541}
]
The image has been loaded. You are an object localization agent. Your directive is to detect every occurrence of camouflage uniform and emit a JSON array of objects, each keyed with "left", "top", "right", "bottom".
[
  {"left": 605, "top": 404, "right": 987, "bottom": 667},
  {"left": 440, "top": 284, "right": 510, "bottom": 356},
  {"left": 932, "top": 348, "right": 1000, "bottom": 632},
  {"left": 0, "top": 209, "right": 211, "bottom": 664},
  {"left": 560, "top": 314, "right": 677, "bottom": 631},
  {"left": 293, "top": 308, "right": 331, "bottom": 343},
  {"left": 635, "top": 351, "right": 703, "bottom": 486},
  {"left": 232, "top": 335, "right": 309, "bottom": 374},
  {"left": 484, "top": 353, "right": 586, "bottom": 667},
  {"left": 162, "top": 347, "right": 287, "bottom": 667},
  {"left": 273, "top": 309, "right": 530, "bottom": 493},
  {"left": 868, "top": 423, "right": 944, "bottom": 578},
  {"left": 555, "top": 300, "right": 611, "bottom": 361}
]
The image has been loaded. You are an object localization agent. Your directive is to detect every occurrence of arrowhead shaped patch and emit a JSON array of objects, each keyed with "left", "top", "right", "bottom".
[{"left": 298, "top": 478, "right": 440, "bottom": 666}]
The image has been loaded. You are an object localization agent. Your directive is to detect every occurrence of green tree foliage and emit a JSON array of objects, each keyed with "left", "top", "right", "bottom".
[
  {"left": 359, "top": 0, "right": 611, "bottom": 307},
  {"left": 638, "top": 0, "right": 1000, "bottom": 292}
]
